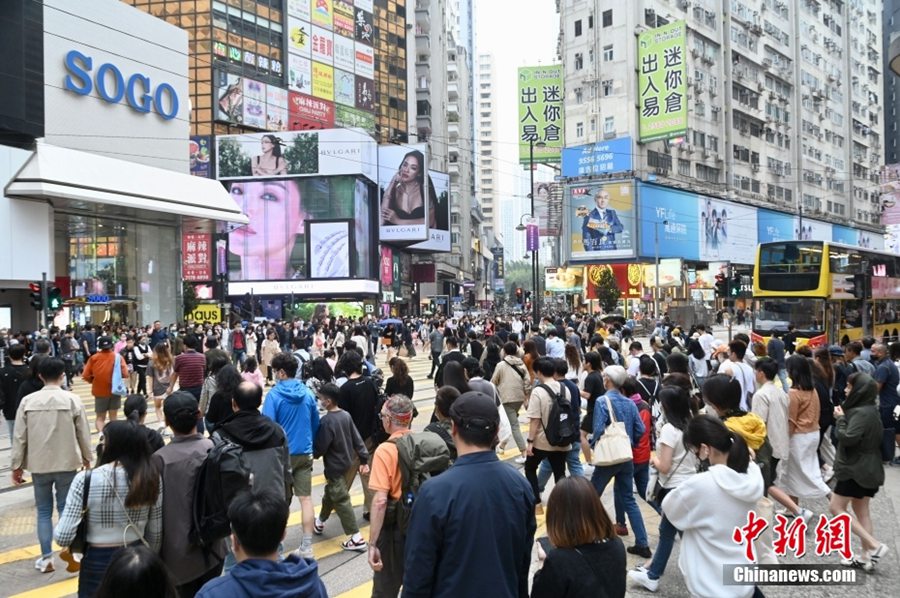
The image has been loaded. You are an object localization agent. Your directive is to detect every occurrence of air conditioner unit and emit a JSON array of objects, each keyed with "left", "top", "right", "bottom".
[
  {"left": 758, "top": 82, "right": 765, "bottom": 91},
  {"left": 691, "top": 47, "right": 700, "bottom": 58},
  {"left": 656, "top": 167, "right": 669, "bottom": 176},
  {"left": 679, "top": 0, "right": 689, "bottom": 9},
  {"left": 702, "top": 149, "right": 710, "bottom": 158}
]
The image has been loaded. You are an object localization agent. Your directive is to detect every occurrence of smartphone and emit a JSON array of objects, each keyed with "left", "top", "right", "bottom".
[{"left": 536, "top": 536, "right": 554, "bottom": 554}]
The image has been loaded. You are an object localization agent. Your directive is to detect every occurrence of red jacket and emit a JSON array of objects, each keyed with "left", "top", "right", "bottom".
[{"left": 629, "top": 393, "right": 652, "bottom": 464}]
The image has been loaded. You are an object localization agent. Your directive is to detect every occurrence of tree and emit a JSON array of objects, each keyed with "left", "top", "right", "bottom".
[
  {"left": 503, "top": 260, "right": 534, "bottom": 296},
  {"left": 283, "top": 132, "right": 319, "bottom": 174},
  {"left": 182, "top": 281, "right": 199, "bottom": 320},
  {"left": 217, "top": 138, "right": 250, "bottom": 177},
  {"left": 595, "top": 267, "right": 621, "bottom": 313}
]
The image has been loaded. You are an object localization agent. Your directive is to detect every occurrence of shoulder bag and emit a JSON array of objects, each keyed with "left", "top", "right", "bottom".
[
  {"left": 648, "top": 448, "right": 688, "bottom": 505},
  {"left": 111, "top": 353, "right": 128, "bottom": 396},
  {"left": 590, "top": 395, "right": 633, "bottom": 466}
]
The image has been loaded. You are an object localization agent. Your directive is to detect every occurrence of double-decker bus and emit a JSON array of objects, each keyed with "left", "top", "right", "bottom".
[{"left": 752, "top": 241, "right": 900, "bottom": 348}]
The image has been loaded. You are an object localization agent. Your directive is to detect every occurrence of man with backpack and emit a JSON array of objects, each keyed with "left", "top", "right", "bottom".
[
  {"left": 403, "top": 391, "right": 536, "bottom": 597},
  {"left": 154, "top": 391, "right": 227, "bottom": 594},
  {"left": 1, "top": 343, "right": 29, "bottom": 442},
  {"left": 367, "top": 395, "right": 449, "bottom": 597},
  {"left": 261, "top": 353, "right": 320, "bottom": 560},
  {"left": 524, "top": 357, "right": 575, "bottom": 512}
]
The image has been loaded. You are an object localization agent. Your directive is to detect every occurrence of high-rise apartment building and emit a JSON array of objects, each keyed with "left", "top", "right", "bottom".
[
  {"left": 374, "top": 0, "right": 411, "bottom": 144},
  {"left": 476, "top": 54, "right": 500, "bottom": 235},
  {"left": 559, "top": 0, "right": 884, "bottom": 231},
  {"left": 885, "top": 0, "right": 900, "bottom": 165}
]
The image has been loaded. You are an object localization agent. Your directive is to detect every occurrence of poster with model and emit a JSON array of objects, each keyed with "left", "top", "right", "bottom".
[
  {"left": 378, "top": 143, "right": 431, "bottom": 242},
  {"left": 569, "top": 182, "right": 635, "bottom": 260},
  {"left": 408, "top": 170, "right": 451, "bottom": 252},
  {"left": 698, "top": 196, "right": 757, "bottom": 263}
]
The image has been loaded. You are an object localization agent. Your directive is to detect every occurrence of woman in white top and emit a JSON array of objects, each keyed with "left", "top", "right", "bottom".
[
  {"left": 660, "top": 415, "right": 764, "bottom": 598},
  {"left": 564, "top": 344, "right": 582, "bottom": 382},
  {"left": 55, "top": 420, "right": 163, "bottom": 598}
]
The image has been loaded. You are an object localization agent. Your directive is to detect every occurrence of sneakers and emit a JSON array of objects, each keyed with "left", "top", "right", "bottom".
[
  {"left": 796, "top": 508, "right": 814, "bottom": 524},
  {"left": 34, "top": 556, "right": 54, "bottom": 573},
  {"left": 627, "top": 545, "right": 653, "bottom": 559},
  {"left": 840, "top": 557, "right": 874, "bottom": 572},
  {"left": 869, "top": 543, "right": 889, "bottom": 566},
  {"left": 627, "top": 567, "right": 660, "bottom": 592},
  {"left": 313, "top": 518, "right": 325, "bottom": 535},
  {"left": 341, "top": 537, "right": 368, "bottom": 552},
  {"left": 292, "top": 546, "right": 315, "bottom": 560},
  {"left": 615, "top": 523, "right": 629, "bottom": 536},
  {"left": 514, "top": 455, "right": 527, "bottom": 464}
]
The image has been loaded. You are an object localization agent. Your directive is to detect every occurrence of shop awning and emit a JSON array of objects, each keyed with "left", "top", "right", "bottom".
[{"left": 4, "top": 141, "right": 248, "bottom": 226}]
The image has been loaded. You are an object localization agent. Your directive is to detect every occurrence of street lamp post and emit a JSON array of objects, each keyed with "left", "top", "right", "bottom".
[
  {"left": 528, "top": 139, "right": 545, "bottom": 324},
  {"left": 654, "top": 219, "right": 669, "bottom": 320}
]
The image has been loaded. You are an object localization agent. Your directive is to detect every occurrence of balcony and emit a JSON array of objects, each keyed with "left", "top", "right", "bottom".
[
  {"left": 448, "top": 81, "right": 458, "bottom": 100},
  {"left": 416, "top": 35, "right": 430, "bottom": 54},
  {"left": 415, "top": 2, "right": 430, "bottom": 32}
]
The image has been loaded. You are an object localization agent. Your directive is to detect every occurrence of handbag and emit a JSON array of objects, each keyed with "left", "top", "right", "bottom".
[
  {"left": 648, "top": 449, "right": 688, "bottom": 504},
  {"left": 60, "top": 469, "right": 92, "bottom": 572},
  {"left": 590, "top": 395, "right": 634, "bottom": 466},
  {"left": 111, "top": 353, "right": 128, "bottom": 396}
]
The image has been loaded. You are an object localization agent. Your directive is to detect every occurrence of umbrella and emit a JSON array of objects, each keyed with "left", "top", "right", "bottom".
[
  {"left": 378, "top": 318, "right": 403, "bottom": 326},
  {"left": 601, "top": 315, "right": 626, "bottom": 325}
]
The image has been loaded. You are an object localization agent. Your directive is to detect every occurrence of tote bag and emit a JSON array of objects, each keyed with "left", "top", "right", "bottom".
[
  {"left": 591, "top": 395, "right": 633, "bottom": 466},
  {"left": 112, "top": 353, "right": 128, "bottom": 396}
]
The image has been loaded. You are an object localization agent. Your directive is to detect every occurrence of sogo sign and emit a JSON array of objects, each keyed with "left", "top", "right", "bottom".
[{"left": 63, "top": 50, "right": 179, "bottom": 120}]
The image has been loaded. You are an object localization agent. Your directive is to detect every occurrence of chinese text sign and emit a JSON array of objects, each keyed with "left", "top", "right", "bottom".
[
  {"left": 518, "top": 65, "right": 564, "bottom": 164},
  {"left": 638, "top": 21, "right": 687, "bottom": 143}
]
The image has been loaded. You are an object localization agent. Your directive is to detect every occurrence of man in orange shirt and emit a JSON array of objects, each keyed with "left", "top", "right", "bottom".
[
  {"left": 367, "top": 394, "right": 414, "bottom": 598},
  {"left": 82, "top": 336, "right": 128, "bottom": 433}
]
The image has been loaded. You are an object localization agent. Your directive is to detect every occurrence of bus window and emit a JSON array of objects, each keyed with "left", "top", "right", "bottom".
[
  {"left": 759, "top": 242, "right": 823, "bottom": 274},
  {"left": 840, "top": 300, "right": 863, "bottom": 329}
]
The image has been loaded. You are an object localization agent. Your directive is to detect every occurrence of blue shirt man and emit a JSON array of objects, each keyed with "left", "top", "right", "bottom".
[{"left": 581, "top": 188, "right": 624, "bottom": 252}]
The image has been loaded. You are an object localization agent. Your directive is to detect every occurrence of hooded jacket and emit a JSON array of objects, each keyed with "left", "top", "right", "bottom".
[
  {"left": 491, "top": 356, "right": 529, "bottom": 404},
  {"left": 834, "top": 374, "right": 885, "bottom": 490},
  {"left": 196, "top": 555, "right": 327, "bottom": 598},
  {"left": 216, "top": 410, "right": 292, "bottom": 501},
  {"left": 662, "top": 461, "right": 764, "bottom": 598},
  {"left": 722, "top": 411, "right": 768, "bottom": 451},
  {"left": 261, "top": 379, "right": 320, "bottom": 456}
]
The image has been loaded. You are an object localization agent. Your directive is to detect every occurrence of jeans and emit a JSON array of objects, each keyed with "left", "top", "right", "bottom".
[
  {"left": 232, "top": 349, "right": 246, "bottom": 366},
  {"left": 32, "top": 471, "right": 76, "bottom": 557},
  {"left": 503, "top": 402, "right": 526, "bottom": 453},
  {"left": 777, "top": 369, "right": 789, "bottom": 393},
  {"left": 648, "top": 514, "right": 681, "bottom": 580},
  {"left": 428, "top": 352, "right": 441, "bottom": 377},
  {"left": 616, "top": 460, "right": 649, "bottom": 525},
  {"left": 525, "top": 448, "right": 567, "bottom": 505},
  {"left": 591, "top": 460, "right": 649, "bottom": 548},
  {"left": 537, "top": 442, "right": 583, "bottom": 491},
  {"left": 879, "top": 402, "right": 897, "bottom": 462}
]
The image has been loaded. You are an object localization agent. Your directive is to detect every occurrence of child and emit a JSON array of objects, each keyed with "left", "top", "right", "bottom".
[
  {"left": 241, "top": 356, "right": 265, "bottom": 388},
  {"left": 312, "top": 383, "right": 369, "bottom": 552}
]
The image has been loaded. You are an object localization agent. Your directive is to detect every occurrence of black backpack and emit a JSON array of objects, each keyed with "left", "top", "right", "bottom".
[
  {"left": 189, "top": 433, "right": 252, "bottom": 551},
  {"left": 536, "top": 383, "right": 580, "bottom": 447}
]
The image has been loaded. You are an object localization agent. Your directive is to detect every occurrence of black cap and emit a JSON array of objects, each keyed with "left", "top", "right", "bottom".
[
  {"left": 450, "top": 391, "right": 499, "bottom": 430},
  {"left": 97, "top": 336, "right": 113, "bottom": 350},
  {"left": 163, "top": 391, "right": 199, "bottom": 420}
]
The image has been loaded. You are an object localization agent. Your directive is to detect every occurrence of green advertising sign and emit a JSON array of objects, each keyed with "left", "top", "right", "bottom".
[
  {"left": 518, "top": 65, "right": 564, "bottom": 164},
  {"left": 638, "top": 21, "right": 687, "bottom": 143}
]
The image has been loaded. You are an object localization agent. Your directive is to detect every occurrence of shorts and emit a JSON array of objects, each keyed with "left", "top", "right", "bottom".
[
  {"left": 290, "top": 454, "right": 313, "bottom": 497},
  {"left": 94, "top": 395, "right": 121, "bottom": 413},
  {"left": 833, "top": 478, "right": 878, "bottom": 499}
]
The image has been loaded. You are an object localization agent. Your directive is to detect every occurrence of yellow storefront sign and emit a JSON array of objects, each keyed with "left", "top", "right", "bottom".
[{"left": 190, "top": 305, "right": 221, "bottom": 323}]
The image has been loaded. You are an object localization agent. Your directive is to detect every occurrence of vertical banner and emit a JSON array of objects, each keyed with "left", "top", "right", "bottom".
[
  {"left": 380, "top": 246, "right": 393, "bottom": 287},
  {"left": 517, "top": 65, "right": 564, "bottom": 163},
  {"left": 525, "top": 217, "right": 539, "bottom": 251},
  {"left": 182, "top": 233, "right": 213, "bottom": 281},
  {"left": 638, "top": 21, "right": 687, "bottom": 143}
]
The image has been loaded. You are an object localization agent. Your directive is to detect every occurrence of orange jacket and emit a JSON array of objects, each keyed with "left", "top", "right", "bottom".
[{"left": 82, "top": 350, "right": 128, "bottom": 397}]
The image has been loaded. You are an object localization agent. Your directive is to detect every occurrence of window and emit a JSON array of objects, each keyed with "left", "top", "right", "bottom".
[
  {"left": 591, "top": 118, "right": 596, "bottom": 132},
  {"left": 574, "top": 87, "right": 583, "bottom": 103},
  {"left": 576, "top": 122, "right": 584, "bottom": 137},
  {"left": 603, "top": 9, "right": 613, "bottom": 27},
  {"left": 589, "top": 14, "right": 594, "bottom": 28},
  {"left": 574, "top": 19, "right": 582, "bottom": 36},
  {"left": 604, "top": 117, "right": 615, "bottom": 135},
  {"left": 602, "top": 79, "right": 613, "bottom": 96},
  {"left": 678, "top": 158, "right": 692, "bottom": 176},
  {"left": 574, "top": 52, "right": 583, "bottom": 70},
  {"left": 603, "top": 44, "right": 614, "bottom": 61}
]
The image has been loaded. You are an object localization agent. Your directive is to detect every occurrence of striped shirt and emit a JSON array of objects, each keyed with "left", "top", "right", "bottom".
[{"left": 174, "top": 350, "right": 206, "bottom": 389}]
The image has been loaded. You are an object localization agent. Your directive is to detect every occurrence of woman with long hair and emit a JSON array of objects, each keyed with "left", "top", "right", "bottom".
[
  {"left": 812, "top": 348, "right": 837, "bottom": 470},
  {"left": 522, "top": 340, "right": 540, "bottom": 387},
  {"left": 531, "top": 477, "right": 626, "bottom": 598},
  {"left": 658, "top": 415, "right": 764, "bottom": 598},
  {"left": 149, "top": 343, "right": 173, "bottom": 428},
  {"left": 240, "top": 355, "right": 265, "bottom": 387},
  {"left": 380, "top": 150, "right": 436, "bottom": 228},
  {"left": 123, "top": 395, "right": 164, "bottom": 453},
  {"left": 564, "top": 344, "right": 582, "bottom": 382},
  {"left": 250, "top": 134, "right": 287, "bottom": 176},
  {"left": 55, "top": 420, "right": 163, "bottom": 598},
  {"left": 441, "top": 361, "right": 471, "bottom": 395},
  {"left": 830, "top": 372, "right": 889, "bottom": 570},
  {"left": 385, "top": 357, "right": 413, "bottom": 399},
  {"left": 481, "top": 341, "right": 503, "bottom": 381}
]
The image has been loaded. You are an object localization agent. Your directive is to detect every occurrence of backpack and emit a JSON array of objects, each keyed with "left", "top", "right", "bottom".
[
  {"left": 293, "top": 349, "right": 312, "bottom": 380},
  {"left": 535, "top": 383, "right": 580, "bottom": 447},
  {"left": 189, "top": 433, "right": 252, "bottom": 551},
  {"left": 384, "top": 431, "right": 451, "bottom": 533}
]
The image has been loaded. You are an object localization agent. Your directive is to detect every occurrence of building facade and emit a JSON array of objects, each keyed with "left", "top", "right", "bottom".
[
  {"left": 476, "top": 53, "right": 500, "bottom": 235},
  {"left": 885, "top": 0, "right": 900, "bottom": 165}
]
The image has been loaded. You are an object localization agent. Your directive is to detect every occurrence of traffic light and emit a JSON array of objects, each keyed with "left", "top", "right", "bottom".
[
  {"left": 714, "top": 273, "right": 728, "bottom": 298},
  {"left": 515, "top": 287, "right": 523, "bottom": 305},
  {"left": 47, "top": 285, "right": 63, "bottom": 311},
  {"left": 730, "top": 274, "right": 742, "bottom": 298},
  {"left": 28, "top": 282, "right": 43, "bottom": 311}
]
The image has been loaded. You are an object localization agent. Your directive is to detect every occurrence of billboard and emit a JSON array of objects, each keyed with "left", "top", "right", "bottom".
[
  {"left": 699, "top": 197, "right": 757, "bottom": 263},
  {"left": 288, "top": 92, "right": 335, "bottom": 130},
  {"left": 638, "top": 182, "right": 701, "bottom": 261},
  {"left": 757, "top": 209, "right": 795, "bottom": 243},
  {"left": 880, "top": 164, "right": 900, "bottom": 225},
  {"left": 189, "top": 136, "right": 211, "bottom": 178},
  {"left": 638, "top": 21, "right": 688, "bottom": 143},
  {"left": 409, "top": 171, "right": 452, "bottom": 252},
  {"left": 561, "top": 137, "right": 633, "bottom": 178},
  {"left": 569, "top": 182, "right": 636, "bottom": 260},
  {"left": 643, "top": 259, "right": 683, "bottom": 288},
  {"left": 545, "top": 267, "right": 584, "bottom": 293},
  {"left": 216, "top": 128, "right": 377, "bottom": 182},
  {"left": 533, "top": 182, "right": 563, "bottom": 236},
  {"left": 215, "top": 71, "right": 289, "bottom": 131},
  {"left": 584, "top": 264, "right": 643, "bottom": 299},
  {"left": 517, "top": 65, "right": 564, "bottom": 164},
  {"left": 224, "top": 176, "right": 375, "bottom": 284},
  {"left": 182, "top": 233, "right": 212, "bottom": 281},
  {"left": 380, "top": 246, "right": 393, "bottom": 286},
  {"left": 377, "top": 143, "right": 430, "bottom": 242}
]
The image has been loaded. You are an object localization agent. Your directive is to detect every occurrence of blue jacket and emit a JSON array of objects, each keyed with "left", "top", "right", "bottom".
[
  {"left": 402, "top": 451, "right": 536, "bottom": 598},
  {"left": 261, "top": 378, "right": 320, "bottom": 456},
  {"left": 592, "top": 389, "right": 644, "bottom": 449},
  {"left": 196, "top": 556, "right": 327, "bottom": 598}
]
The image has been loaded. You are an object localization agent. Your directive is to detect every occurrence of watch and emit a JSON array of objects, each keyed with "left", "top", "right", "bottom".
[{"left": 526, "top": 438, "right": 534, "bottom": 443}]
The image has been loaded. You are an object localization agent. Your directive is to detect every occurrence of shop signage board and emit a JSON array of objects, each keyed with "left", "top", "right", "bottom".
[
  {"left": 637, "top": 21, "right": 687, "bottom": 143},
  {"left": 561, "top": 137, "right": 633, "bottom": 177},
  {"left": 517, "top": 65, "right": 564, "bottom": 164}
]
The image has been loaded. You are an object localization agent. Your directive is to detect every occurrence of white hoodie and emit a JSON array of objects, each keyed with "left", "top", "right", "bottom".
[{"left": 661, "top": 461, "right": 764, "bottom": 598}]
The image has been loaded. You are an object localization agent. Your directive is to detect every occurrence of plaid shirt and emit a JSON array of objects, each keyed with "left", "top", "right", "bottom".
[{"left": 55, "top": 463, "right": 162, "bottom": 551}]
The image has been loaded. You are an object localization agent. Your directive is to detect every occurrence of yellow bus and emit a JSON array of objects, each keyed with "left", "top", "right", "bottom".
[{"left": 751, "top": 240, "right": 900, "bottom": 349}]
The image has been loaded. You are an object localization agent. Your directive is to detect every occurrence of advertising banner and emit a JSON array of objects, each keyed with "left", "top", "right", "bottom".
[
  {"left": 288, "top": 16, "right": 312, "bottom": 56},
  {"left": 642, "top": 259, "right": 682, "bottom": 288},
  {"left": 215, "top": 71, "right": 291, "bottom": 132},
  {"left": 335, "top": 105, "right": 376, "bottom": 130},
  {"left": 880, "top": 164, "right": 900, "bottom": 225},
  {"left": 311, "top": 27, "right": 334, "bottom": 64},
  {"left": 334, "top": 34, "right": 355, "bottom": 72},
  {"left": 189, "top": 136, "right": 211, "bottom": 178},
  {"left": 569, "top": 182, "right": 636, "bottom": 260},
  {"left": 355, "top": 45, "right": 375, "bottom": 80},
  {"left": 525, "top": 217, "right": 539, "bottom": 251},
  {"left": 757, "top": 209, "right": 795, "bottom": 243},
  {"left": 224, "top": 175, "right": 374, "bottom": 283},
  {"left": 533, "top": 182, "right": 563, "bottom": 236},
  {"left": 561, "top": 137, "right": 633, "bottom": 178},
  {"left": 182, "top": 233, "right": 213, "bottom": 281},
  {"left": 312, "top": 0, "right": 333, "bottom": 29},
  {"left": 333, "top": 1, "right": 354, "bottom": 37},
  {"left": 334, "top": 69, "right": 356, "bottom": 106},
  {"left": 288, "top": 92, "right": 335, "bottom": 130},
  {"left": 190, "top": 304, "right": 221, "bottom": 324},
  {"left": 832, "top": 225, "right": 857, "bottom": 246},
  {"left": 355, "top": 7, "right": 374, "bottom": 45},
  {"left": 799, "top": 220, "right": 832, "bottom": 242},
  {"left": 699, "top": 197, "right": 757, "bottom": 263},
  {"left": 545, "top": 267, "right": 584, "bottom": 293},
  {"left": 411, "top": 263, "right": 436, "bottom": 283},
  {"left": 409, "top": 171, "right": 452, "bottom": 252},
  {"left": 638, "top": 182, "right": 700, "bottom": 260},
  {"left": 380, "top": 246, "right": 393, "bottom": 286},
  {"left": 492, "top": 248, "right": 505, "bottom": 281},
  {"left": 517, "top": 65, "right": 564, "bottom": 164},
  {"left": 355, "top": 76, "right": 374, "bottom": 110},
  {"left": 288, "top": 54, "right": 313, "bottom": 94},
  {"left": 638, "top": 21, "right": 688, "bottom": 143},
  {"left": 216, "top": 128, "right": 377, "bottom": 181},
  {"left": 584, "top": 264, "right": 643, "bottom": 300},
  {"left": 378, "top": 143, "right": 430, "bottom": 242},
  {"left": 287, "top": 0, "right": 311, "bottom": 20}
]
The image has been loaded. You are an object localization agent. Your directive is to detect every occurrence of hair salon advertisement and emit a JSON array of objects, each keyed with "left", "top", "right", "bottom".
[{"left": 377, "top": 143, "right": 430, "bottom": 242}]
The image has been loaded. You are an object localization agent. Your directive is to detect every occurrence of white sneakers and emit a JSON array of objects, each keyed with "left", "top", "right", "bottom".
[
  {"left": 627, "top": 567, "right": 659, "bottom": 592},
  {"left": 34, "top": 556, "right": 54, "bottom": 573}
]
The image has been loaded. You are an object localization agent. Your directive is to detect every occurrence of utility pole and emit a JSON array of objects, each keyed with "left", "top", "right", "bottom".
[
  {"left": 41, "top": 272, "right": 49, "bottom": 328},
  {"left": 529, "top": 139, "right": 539, "bottom": 325}
]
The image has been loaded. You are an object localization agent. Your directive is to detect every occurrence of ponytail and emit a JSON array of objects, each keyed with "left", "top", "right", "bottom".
[
  {"left": 726, "top": 431, "right": 751, "bottom": 474},
  {"left": 683, "top": 414, "right": 751, "bottom": 474}
]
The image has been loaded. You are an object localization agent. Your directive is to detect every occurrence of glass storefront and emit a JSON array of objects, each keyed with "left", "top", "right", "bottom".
[{"left": 55, "top": 214, "right": 180, "bottom": 326}]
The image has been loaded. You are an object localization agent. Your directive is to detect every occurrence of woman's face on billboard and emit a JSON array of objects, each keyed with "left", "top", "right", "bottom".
[{"left": 229, "top": 180, "right": 305, "bottom": 258}]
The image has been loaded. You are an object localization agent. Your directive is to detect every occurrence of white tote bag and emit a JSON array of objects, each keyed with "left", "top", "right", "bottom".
[{"left": 591, "top": 395, "right": 634, "bottom": 466}]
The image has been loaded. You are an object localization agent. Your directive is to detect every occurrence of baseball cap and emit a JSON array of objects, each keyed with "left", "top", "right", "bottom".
[
  {"left": 97, "top": 336, "right": 113, "bottom": 350},
  {"left": 828, "top": 344, "right": 845, "bottom": 356},
  {"left": 163, "top": 391, "right": 199, "bottom": 420},
  {"left": 450, "top": 391, "right": 499, "bottom": 430}
]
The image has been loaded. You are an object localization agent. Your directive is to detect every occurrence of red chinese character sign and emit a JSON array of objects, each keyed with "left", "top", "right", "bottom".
[
  {"left": 517, "top": 65, "right": 563, "bottom": 164},
  {"left": 182, "top": 233, "right": 212, "bottom": 282}
]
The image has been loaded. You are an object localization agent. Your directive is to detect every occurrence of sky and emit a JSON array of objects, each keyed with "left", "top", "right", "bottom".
[{"left": 473, "top": 0, "right": 560, "bottom": 200}]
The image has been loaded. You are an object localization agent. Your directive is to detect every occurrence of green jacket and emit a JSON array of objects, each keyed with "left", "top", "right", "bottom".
[{"left": 833, "top": 374, "right": 884, "bottom": 490}]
